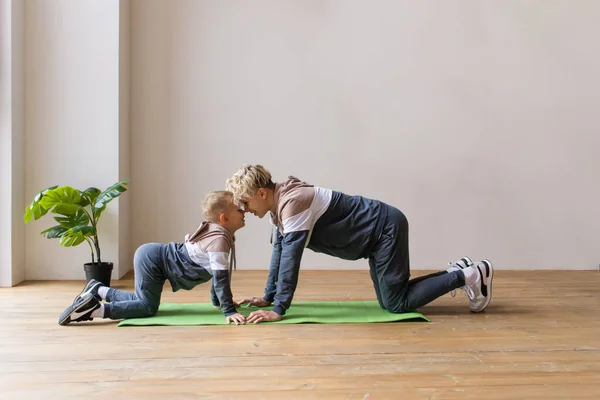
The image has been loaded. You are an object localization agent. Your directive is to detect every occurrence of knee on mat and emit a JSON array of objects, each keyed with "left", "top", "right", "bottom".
[
  {"left": 386, "top": 302, "right": 410, "bottom": 314},
  {"left": 141, "top": 303, "right": 159, "bottom": 317}
]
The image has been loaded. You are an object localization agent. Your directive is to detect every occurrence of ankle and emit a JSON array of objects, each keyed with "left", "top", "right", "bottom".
[
  {"left": 98, "top": 286, "right": 110, "bottom": 301},
  {"left": 91, "top": 303, "right": 105, "bottom": 318}
]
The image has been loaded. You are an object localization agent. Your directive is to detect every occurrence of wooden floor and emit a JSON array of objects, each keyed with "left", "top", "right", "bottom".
[{"left": 1, "top": 270, "right": 599, "bottom": 399}]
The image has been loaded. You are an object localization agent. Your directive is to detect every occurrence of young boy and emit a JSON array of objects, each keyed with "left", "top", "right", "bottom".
[
  {"left": 225, "top": 165, "right": 494, "bottom": 324},
  {"left": 58, "top": 190, "right": 247, "bottom": 326}
]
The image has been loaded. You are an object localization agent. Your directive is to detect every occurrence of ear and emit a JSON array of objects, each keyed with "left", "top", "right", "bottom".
[
  {"left": 259, "top": 188, "right": 268, "bottom": 199},
  {"left": 219, "top": 213, "right": 228, "bottom": 224}
]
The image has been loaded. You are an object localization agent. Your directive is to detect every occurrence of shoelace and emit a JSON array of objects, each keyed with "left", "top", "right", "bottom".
[
  {"left": 450, "top": 286, "right": 475, "bottom": 299},
  {"left": 449, "top": 261, "right": 476, "bottom": 299},
  {"left": 448, "top": 262, "right": 475, "bottom": 300},
  {"left": 461, "top": 285, "right": 475, "bottom": 300}
]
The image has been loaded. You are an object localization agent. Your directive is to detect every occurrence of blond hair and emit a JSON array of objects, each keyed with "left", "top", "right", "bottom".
[
  {"left": 225, "top": 164, "right": 273, "bottom": 207},
  {"left": 203, "top": 191, "right": 235, "bottom": 222}
]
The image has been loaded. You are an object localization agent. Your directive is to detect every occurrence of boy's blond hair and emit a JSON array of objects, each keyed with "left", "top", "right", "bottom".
[
  {"left": 225, "top": 164, "right": 273, "bottom": 207},
  {"left": 203, "top": 191, "right": 235, "bottom": 222}
]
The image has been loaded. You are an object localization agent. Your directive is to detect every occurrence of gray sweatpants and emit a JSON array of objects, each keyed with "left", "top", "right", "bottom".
[
  {"left": 368, "top": 205, "right": 465, "bottom": 313},
  {"left": 103, "top": 242, "right": 208, "bottom": 320}
]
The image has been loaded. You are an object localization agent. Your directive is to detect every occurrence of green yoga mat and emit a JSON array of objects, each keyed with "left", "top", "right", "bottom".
[{"left": 117, "top": 301, "right": 428, "bottom": 326}]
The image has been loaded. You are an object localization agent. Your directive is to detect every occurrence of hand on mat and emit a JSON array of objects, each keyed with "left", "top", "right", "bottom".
[
  {"left": 237, "top": 296, "right": 272, "bottom": 308},
  {"left": 247, "top": 310, "right": 282, "bottom": 324},
  {"left": 226, "top": 312, "right": 246, "bottom": 325}
]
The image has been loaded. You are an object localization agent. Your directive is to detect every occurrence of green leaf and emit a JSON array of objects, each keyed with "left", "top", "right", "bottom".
[
  {"left": 79, "top": 187, "right": 101, "bottom": 207},
  {"left": 39, "top": 186, "right": 81, "bottom": 207},
  {"left": 23, "top": 185, "right": 59, "bottom": 223},
  {"left": 40, "top": 225, "right": 68, "bottom": 239},
  {"left": 60, "top": 233, "right": 87, "bottom": 247},
  {"left": 38, "top": 186, "right": 85, "bottom": 217},
  {"left": 54, "top": 209, "right": 90, "bottom": 228},
  {"left": 93, "top": 179, "right": 129, "bottom": 220},
  {"left": 71, "top": 225, "right": 96, "bottom": 236},
  {"left": 52, "top": 204, "right": 83, "bottom": 215},
  {"left": 59, "top": 226, "right": 95, "bottom": 247}
]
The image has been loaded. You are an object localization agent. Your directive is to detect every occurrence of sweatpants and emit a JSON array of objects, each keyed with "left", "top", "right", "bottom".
[
  {"left": 103, "top": 242, "right": 207, "bottom": 319},
  {"left": 368, "top": 205, "right": 465, "bottom": 313}
]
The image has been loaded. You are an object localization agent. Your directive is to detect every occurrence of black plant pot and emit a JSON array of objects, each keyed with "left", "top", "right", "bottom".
[{"left": 84, "top": 262, "right": 113, "bottom": 287}]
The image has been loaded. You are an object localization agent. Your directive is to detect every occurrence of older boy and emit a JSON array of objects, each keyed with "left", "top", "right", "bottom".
[
  {"left": 58, "top": 191, "right": 247, "bottom": 325},
  {"left": 226, "top": 165, "right": 494, "bottom": 323}
]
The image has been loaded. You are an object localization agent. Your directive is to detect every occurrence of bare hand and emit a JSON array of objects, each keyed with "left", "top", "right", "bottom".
[
  {"left": 226, "top": 312, "right": 247, "bottom": 325},
  {"left": 237, "top": 296, "right": 272, "bottom": 308},
  {"left": 246, "top": 310, "right": 282, "bottom": 324}
]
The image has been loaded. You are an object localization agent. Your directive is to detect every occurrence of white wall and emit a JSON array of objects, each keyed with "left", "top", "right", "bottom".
[
  {"left": 118, "top": 0, "right": 131, "bottom": 278},
  {"left": 0, "top": 0, "right": 13, "bottom": 286},
  {"left": 8, "top": 1, "right": 599, "bottom": 281},
  {"left": 11, "top": 0, "right": 25, "bottom": 285},
  {"left": 131, "top": 0, "right": 600, "bottom": 270},
  {"left": 24, "top": 0, "right": 129, "bottom": 280},
  {"left": 0, "top": 0, "right": 25, "bottom": 287}
]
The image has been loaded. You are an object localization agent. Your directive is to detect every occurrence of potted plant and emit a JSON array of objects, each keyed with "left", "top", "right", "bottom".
[{"left": 23, "top": 180, "right": 129, "bottom": 286}]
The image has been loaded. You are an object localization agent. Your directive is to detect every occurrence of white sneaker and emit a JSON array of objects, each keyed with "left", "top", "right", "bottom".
[
  {"left": 447, "top": 257, "right": 474, "bottom": 273},
  {"left": 463, "top": 260, "right": 494, "bottom": 312},
  {"left": 448, "top": 257, "right": 473, "bottom": 297}
]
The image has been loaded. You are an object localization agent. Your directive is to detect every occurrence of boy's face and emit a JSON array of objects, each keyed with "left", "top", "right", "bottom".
[
  {"left": 242, "top": 189, "right": 270, "bottom": 218},
  {"left": 224, "top": 204, "right": 246, "bottom": 231}
]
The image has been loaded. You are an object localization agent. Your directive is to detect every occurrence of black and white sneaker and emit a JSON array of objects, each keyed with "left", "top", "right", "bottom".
[
  {"left": 463, "top": 259, "right": 494, "bottom": 312},
  {"left": 447, "top": 256, "right": 474, "bottom": 273},
  {"left": 59, "top": 293, "right": 101, "bottom": 326},
  {"left": 73, "top": 279, "right": 103, "bottom": 304},
  {"left": 447, "top": 257, "right": 474, "bottom": 297}
]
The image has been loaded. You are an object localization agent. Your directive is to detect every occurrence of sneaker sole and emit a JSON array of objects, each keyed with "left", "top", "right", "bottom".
[
  {"left": 59, "top": 294, "right": 96, "bottom": 326},
  {"left": 472, "top": 259, "right": 494, "bottom": 312}
]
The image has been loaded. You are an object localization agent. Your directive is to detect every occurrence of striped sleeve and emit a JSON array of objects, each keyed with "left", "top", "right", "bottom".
[
  {"left": 206, "top": 238, "right": 236, "bottom": 316},
  {"left": 280, "top": 192, "right": 314, "bottom": 234},
  {"left": 206, "top": 238, "right": 230, "bottom": 271}
]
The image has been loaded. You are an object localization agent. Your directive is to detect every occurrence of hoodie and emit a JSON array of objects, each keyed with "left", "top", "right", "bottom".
[
  {"left": 183, "top": 221, "right": 238, "bottom": 316},
  {"left": 265, "top": 176, "right": 386, "bottom": 316}
]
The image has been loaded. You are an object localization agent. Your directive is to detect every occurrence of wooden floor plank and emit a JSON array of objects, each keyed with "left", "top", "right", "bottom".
[{"left": 1, "top": 270, "right": 599, "bottom": 399}]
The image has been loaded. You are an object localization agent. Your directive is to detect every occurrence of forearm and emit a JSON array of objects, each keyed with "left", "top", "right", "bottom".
[
  {"left": 264, "top": 230, "right": 283, "bottom": 302},
  {"left": 210, "top": 279, "right": 220, "bottom": 306},
  {"left": 272, "top": 231, "right": 308, "bottom": 316},
  {"left": 212, "top": 270, "right": 237, "bottom": 316}
]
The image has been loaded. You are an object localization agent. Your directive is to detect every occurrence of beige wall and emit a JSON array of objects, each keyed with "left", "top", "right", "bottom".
[
  {"left": 118, "top": 0, "right": 132, "bottom": 279},
  {"left": 0, "top": 0, "right": 9, "bottom": 286},
  {"left": 4, "top": 1, "right": 599, "bottom": 284},
  {"left": 0, "top": 0, "right": 25, "bottom": 286},
  {"left": 24, "top": 0, "right": 129, "bottom": 280},
  {"left": 130, "top": 0, "right": 599, "bottom": 270}
]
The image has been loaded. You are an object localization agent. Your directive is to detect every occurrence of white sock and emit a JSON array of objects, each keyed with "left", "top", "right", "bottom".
[
  {"left": 91, "top": 303, "right": 105, "bottom": 318},
  {"left": 462, "top": 266, "right": 480, "bottom": 286},
  {"left": 98, "top": 286, "right": 109, "bottom": 301}
]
